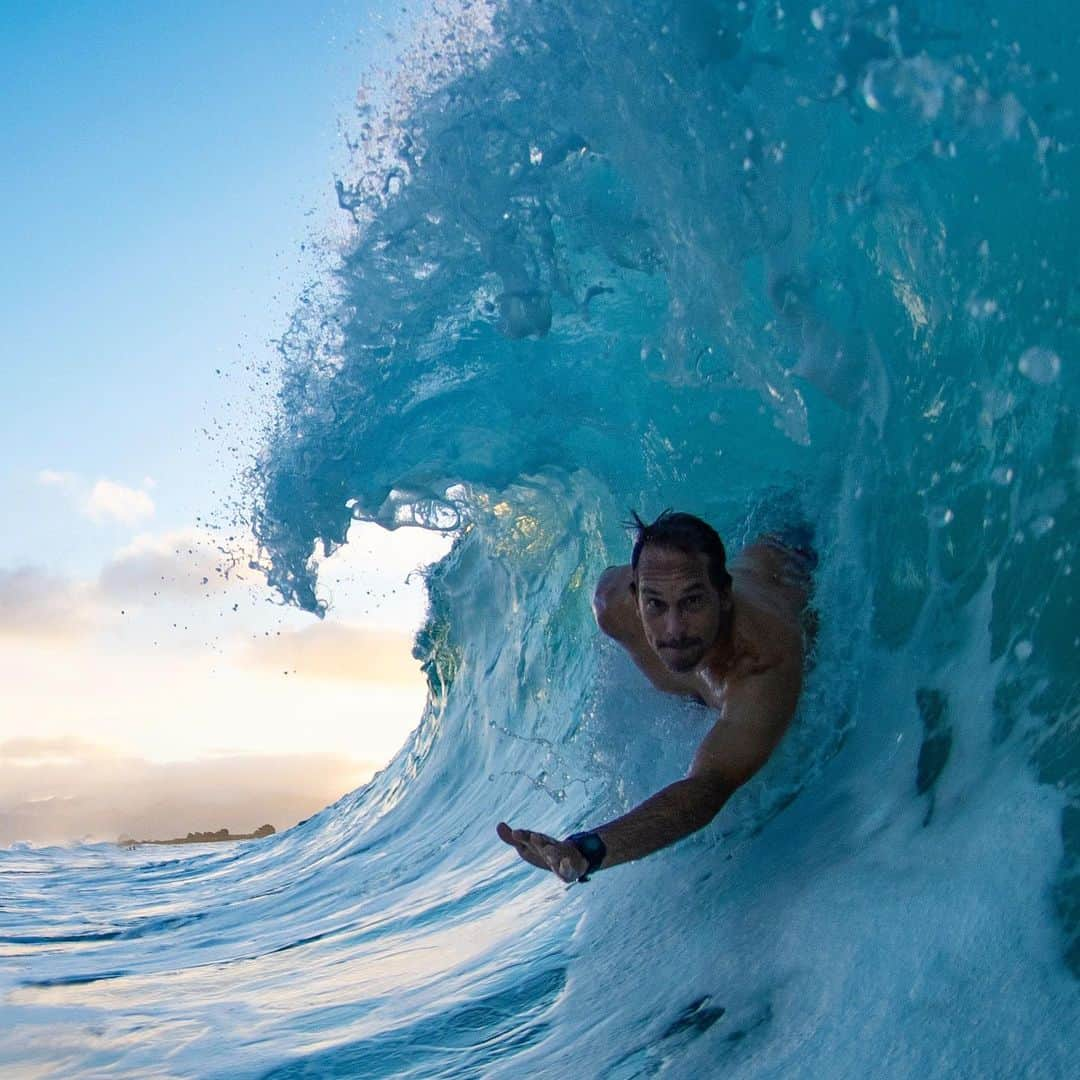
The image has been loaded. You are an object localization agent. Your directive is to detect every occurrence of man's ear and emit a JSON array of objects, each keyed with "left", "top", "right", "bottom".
[{"left": 629, "top": 579, "right": 637, "bottom": 596}]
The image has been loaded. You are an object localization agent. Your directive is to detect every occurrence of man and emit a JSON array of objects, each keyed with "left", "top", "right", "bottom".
[{"left": 497, "top": 510, "right": 816, "bottom": 882}]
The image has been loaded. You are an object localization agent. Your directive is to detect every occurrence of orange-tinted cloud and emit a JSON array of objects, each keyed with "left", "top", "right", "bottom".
[
  {"left": 98, "top": 529, "right": 257, "bottom": 600},
  {"left": 0, "top": 567, "right": 96, "bottom": 639},
  {"left": 240, "top": 621, "right": 423, "bottom": 684},
  {"left": 0, "top": 735, "right": 118, "bottom": 764},
  {"left": 0, "top": 743, "right": 378, "bottom": 846}
]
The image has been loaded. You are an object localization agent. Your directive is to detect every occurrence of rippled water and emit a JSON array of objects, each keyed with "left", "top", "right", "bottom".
[{"left": 3, "top": 1, "right": 1078, "bottom": 1076}]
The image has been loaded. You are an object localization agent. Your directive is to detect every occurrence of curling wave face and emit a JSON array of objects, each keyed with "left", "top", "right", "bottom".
[{"left": 3, "top": 1, "right": 1079, "bottom": 1076}]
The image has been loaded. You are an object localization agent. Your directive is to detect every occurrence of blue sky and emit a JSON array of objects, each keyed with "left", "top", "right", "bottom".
[
  {"left": 2, "top": 0, "right": 384, "bottom": 574},
  {"left": 0, "top": 0, "right": 455, "bottom": 844}
]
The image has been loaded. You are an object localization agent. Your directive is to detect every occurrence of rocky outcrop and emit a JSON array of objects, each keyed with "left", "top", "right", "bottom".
[{"left": 120, "top": 824, "right": 276, "bottom": 847}]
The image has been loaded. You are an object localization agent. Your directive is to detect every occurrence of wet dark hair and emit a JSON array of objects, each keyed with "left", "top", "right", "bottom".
[{"left": 627, "top": 510, "right": 732, "bottom": 593}]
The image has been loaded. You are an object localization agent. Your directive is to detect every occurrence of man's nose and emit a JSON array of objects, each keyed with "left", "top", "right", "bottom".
[{"left": 663, "top": 611, "right": 683, "bottom": 637}]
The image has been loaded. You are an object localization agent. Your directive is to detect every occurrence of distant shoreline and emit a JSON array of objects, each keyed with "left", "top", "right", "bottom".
[{"left": 119, "top": 825, "right": 275, "bottom": 847}]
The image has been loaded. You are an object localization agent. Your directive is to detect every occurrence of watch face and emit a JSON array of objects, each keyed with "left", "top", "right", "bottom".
[
  {"left": 581, "top": 834, "right": 603, "bottom": 857},
  {"left": 571, "top": 831, "right": 606, "bottom": 865}
]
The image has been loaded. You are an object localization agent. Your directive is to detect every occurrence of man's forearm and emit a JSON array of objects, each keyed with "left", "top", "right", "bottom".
[{"left": 589, "top": 776, "right": 732, "bottom": 870}]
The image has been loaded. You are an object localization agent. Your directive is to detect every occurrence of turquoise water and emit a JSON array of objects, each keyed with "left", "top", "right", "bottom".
[{"left": 3, "top": 1, "right": 1078, "bottom": 1076}]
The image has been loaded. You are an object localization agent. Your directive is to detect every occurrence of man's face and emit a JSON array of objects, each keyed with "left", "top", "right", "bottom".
[{"left": 633, "top": 544, "right": 727, "bottom": 673}]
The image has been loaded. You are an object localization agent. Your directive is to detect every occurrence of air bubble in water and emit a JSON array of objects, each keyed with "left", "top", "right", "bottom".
[
  {"left": 1031, "top": 515, "right": 1055, "bottom": 537},
  {"left": 1014, "top": 640, "right": 1033, "bottom": 661},
  {"left": 810, "top": 7, "right": 825, "bottom": 30},
  {"left": 1017, "top": 346, "right": 1061, "bottom": 384},
  {"left": 991, "top": 465, "right": 1014, "bottom": 486}
]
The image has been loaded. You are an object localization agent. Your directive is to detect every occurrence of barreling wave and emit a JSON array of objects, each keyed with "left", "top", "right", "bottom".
[{"left": 3, "top": 1, "right": 1078, "bottom": 1076}]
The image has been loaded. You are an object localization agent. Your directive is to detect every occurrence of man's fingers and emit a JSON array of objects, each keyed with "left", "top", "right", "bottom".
[
  {"left": 497, "top": 823, "right": 550, "bottom": 851},
  {"left": 497, "top": 822, "right": 557, "bottom": 871},
  {"left": 523, "top": 833, "right": 572, "bottom": 876},
  {"left": 496, "top": 823, "right": 540, "bottom": 852},
  {"left": 516, "top": 846, "right": 551, "bottom": 871},
  {"left": 496, "top": 822, "right": 535, "bottom": 846}
]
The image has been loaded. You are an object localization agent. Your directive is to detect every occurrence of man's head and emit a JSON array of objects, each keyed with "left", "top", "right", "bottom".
[{"left": 628, "top": 510, "right": 733, "bottom": 673}]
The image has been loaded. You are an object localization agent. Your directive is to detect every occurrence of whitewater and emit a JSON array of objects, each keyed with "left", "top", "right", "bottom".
[{"left": 2, "top": 1, "right": 1078, "bottom": 1076}]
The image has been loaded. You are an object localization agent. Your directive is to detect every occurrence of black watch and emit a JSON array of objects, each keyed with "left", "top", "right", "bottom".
[{"left": 567, "top": 831, "right": 607, "bottom": 882}]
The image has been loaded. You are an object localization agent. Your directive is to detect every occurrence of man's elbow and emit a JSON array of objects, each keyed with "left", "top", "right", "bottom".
[
  {"left": 681, "top": 775, "right": 735, "bottom": 829},
  {"left": 691, "top": 745, "right": 772, "bottom": 804}
]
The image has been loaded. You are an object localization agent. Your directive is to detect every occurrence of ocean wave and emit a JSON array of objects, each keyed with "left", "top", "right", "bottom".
[{"left": 3, "top": 1, "right": 1078, "bottom": 1076}]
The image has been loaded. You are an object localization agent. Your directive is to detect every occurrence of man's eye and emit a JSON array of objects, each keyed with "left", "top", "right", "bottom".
[
  {"left": 682, "top": 595, "right": 704, "bottom": 611},
  {"left": 645, "top": 598, "right": 664, "bottom": 612}
]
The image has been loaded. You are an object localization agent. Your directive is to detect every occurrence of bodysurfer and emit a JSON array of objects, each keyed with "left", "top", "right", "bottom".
[{"left": 497, "top": 510, "right": 816, "bottom": 882}]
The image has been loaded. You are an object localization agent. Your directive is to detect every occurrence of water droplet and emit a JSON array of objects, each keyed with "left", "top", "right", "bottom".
[
  {"left": 1017, "top": 346, "right": 1061, "bottom": 384},
  {"left": 1031, "top": 515, "right": 1055, "bottom": 537},
  {"left": 810, "top": 7, "right": 826, "bottom": 30},
  {"left": 1014, "top": 640, "right": 1033, "bottom": 661},
  {"left": 990, "top": 465, "right": 1014, "bottom": 486}
]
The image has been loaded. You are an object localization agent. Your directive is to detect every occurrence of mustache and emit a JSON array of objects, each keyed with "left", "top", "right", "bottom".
[{"left": 658, "top": 637, "right": 703, "bottom": 651}]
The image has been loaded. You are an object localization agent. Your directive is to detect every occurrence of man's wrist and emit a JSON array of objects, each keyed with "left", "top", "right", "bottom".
[{"left": 566, "top": 830, "right": 607, "bottom": 882}]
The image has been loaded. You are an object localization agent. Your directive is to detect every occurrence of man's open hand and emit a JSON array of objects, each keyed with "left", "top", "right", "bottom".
[{"left": 496, "top": 822, "right": 588, "bottom": 882}]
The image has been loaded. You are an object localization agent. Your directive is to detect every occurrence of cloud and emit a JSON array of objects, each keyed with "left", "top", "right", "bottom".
[
  {"left": 99, "top": 528, "right": 257, "bottom": 601},
  {"left": 83, "top": 479, "right": 155, "bottom": 525},
  {"left": 241, "top": 621, "right": 423, "bottom": 684},
  {"left": 36, "top": 469, "right": 155, "bottom": 526},
  {"left": 0, "top": 744, "right": 377, "bottom": 846},
  {"left": 0, "top": 525, "right": 259, "bottom": 639},
  {"left": 0, "top": 736, "right": 118, "bottom": 764},
  {"left": 0, "top": 566, "right": 96, "bottom": 639},
  {"left": 37, "top": 469, "right": 78, "bottom": 490}
]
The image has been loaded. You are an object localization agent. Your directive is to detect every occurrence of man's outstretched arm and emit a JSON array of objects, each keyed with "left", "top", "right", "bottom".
[
  {"left": 497, "top": 774, "right": 731, "bottom": 882},
  {"left": 498, "top": 667, "right": 799, "bottom": 880}
]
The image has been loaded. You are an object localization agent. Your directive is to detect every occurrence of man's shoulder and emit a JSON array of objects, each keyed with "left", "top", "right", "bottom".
[
  {"left": 595, "top": 564, "right": 632, "bottom": 595},
  {"left": 592, "top": 565, "right": 635, "bottom": 641},
  {"left": 732, "top": 538, "right": 793, "bottom": 578},
  {"left": 733, "top": 538, "right": 814, "bottom": 621},
  {"left": 737, "top": 532, "right": 818, "bottom": 589},
  {"left": 718, "top": 593, "right": 804, "bottom": 686}
]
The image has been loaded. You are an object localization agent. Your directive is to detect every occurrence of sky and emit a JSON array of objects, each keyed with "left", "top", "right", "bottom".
[{"left": 0, "top": 1, "right": 452, "bottom": 845}]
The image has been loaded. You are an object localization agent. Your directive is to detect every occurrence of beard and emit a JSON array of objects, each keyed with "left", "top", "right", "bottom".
[{"left": 658, "top": 640, "right": 706, "bottom": 672}]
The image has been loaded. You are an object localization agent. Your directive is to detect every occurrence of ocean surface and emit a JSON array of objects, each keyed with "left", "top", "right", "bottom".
[{"left": 3, "top": 1, "right": 1078, "bottom": 1076}]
